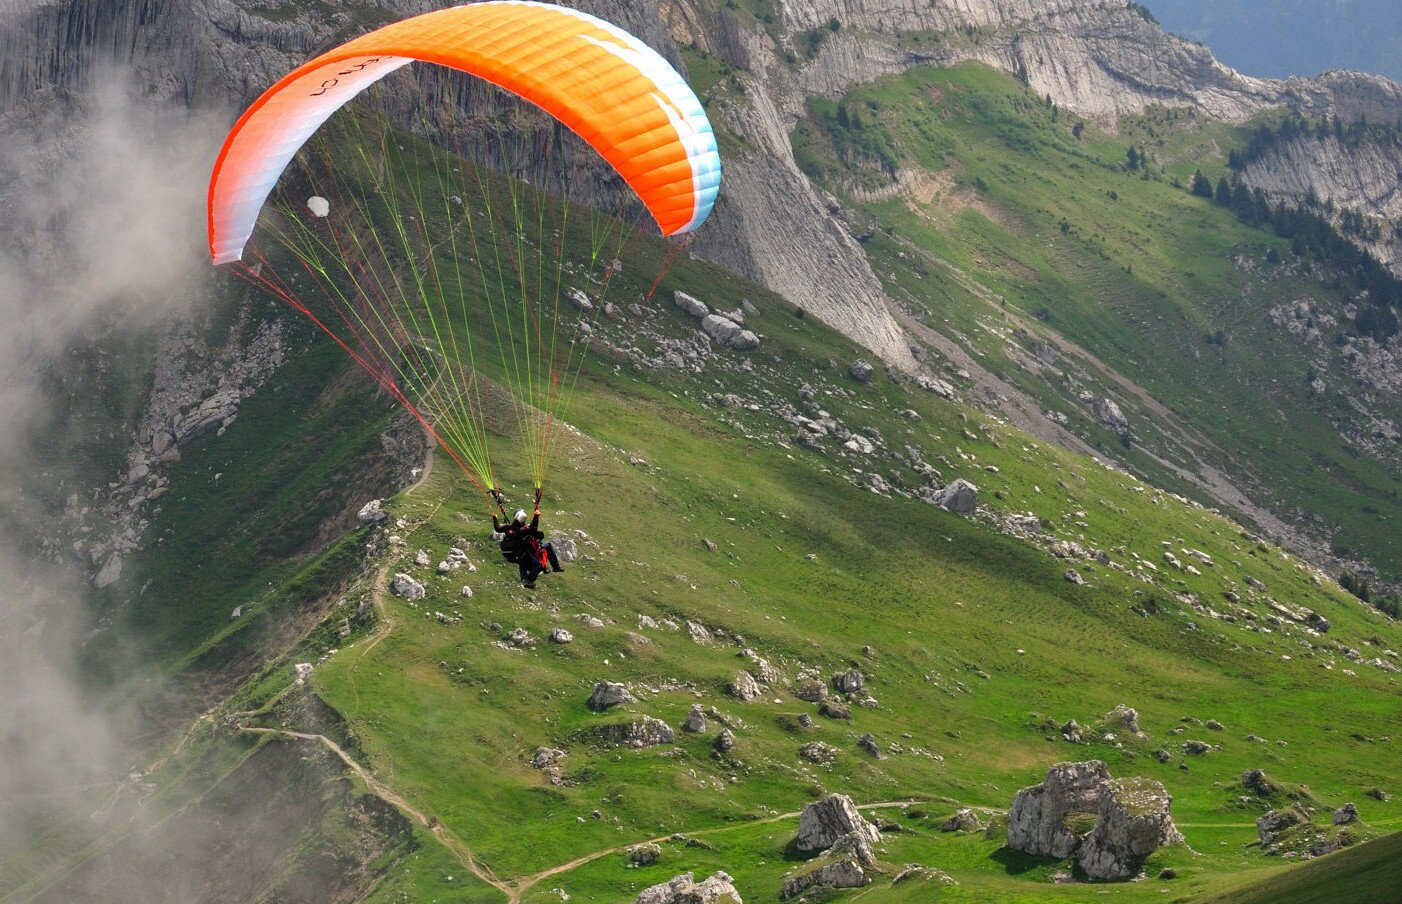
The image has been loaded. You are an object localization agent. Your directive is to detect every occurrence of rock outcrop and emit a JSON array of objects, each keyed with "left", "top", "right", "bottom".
[
  {"left": 1076, "top": 778, "right": 1183, "bottom": 881},
  {"left": 1007, "top": 760, "right": 1112, "bottom": 859},
  {"left": 597, "top": 716, "right": 676, "bottom": 748},
  {"left": 588, "top": 681, "right": 635, "bottom": 711},
  {"left": 634, "top": 871, "right": 742, "bottom": 904},
  {"left": 390, "top": 573, "right": 426, "bottom": 601},
  {"left": 795, "top": 794, "right": 880, "bottom": 852},
  {"left": 930, "top": 479, "right": 980, "bottom": 515},
  {"left": 1007, "top": 760, "right": 1180, "bottom": 879}
]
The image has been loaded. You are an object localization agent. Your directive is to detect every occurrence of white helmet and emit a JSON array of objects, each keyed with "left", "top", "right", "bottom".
[{"left": 514, "top": 509, "right": 528, "bottom": 524}]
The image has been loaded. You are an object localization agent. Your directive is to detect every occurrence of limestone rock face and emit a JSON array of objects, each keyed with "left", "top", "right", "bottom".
[
  {"left": 729, "top": 670, "right": 762, "bottom": 702},
  {"left": 795, "top": 794, "right": 880, "bottom": 852},
  {"left": 634, "top": 871, "right": 742, "bottom": 904},
  {"left": 1006, "top": 760, "right": 1112, "bottom": 859},
  {"left": 1076, "top": 778, "right": 1183, "bottom": 881}
]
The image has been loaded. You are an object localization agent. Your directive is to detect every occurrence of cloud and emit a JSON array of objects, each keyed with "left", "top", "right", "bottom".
[{"left": 0, "top": 71, "right": 220, "bottom": 864}]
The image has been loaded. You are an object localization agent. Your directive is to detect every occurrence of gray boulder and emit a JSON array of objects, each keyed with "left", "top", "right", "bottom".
[
  {"left": 780, "top": 857, "right": 867, "bottom": 899},
  {"left": 941, "top": 808, "right": 983, "bottom": 832},
  {"left": 931, "top": 479, "right": 979, "bottom": 515},
  {"left": 1105, "top": 705, "right": 1141, "bottom": 735},
  {"left": 588, "top": 681, "right": 635, "bottom": 711},
  {"left": 794, "top": 678, "right": 828, "bottom": 703},
  {"left": 795, "top": 793, "right": 880, "bottom": 852},
  {"left": 702, "top": 314, "right": 741, "bottom": 344},
  {"left": 673, "top": 290, "right": 709, "bottom": 319},
  {"left": 1006, "top": 760, "right": 1111, "bottom": 859},
  {"left": 597, "top": 716, "right": 675, "bottom": 749},
  {"left": 390, "top": 572, "right": 426, "bottom": 601},
  {"left": 857, "top": 733, "right": 883, "bottom": 758},
  {"left": 849, "top": 360, "right": 874, "bottom": 384},
  {"left": 548, "top": 627, "right": 573, "bottom": 644},
  {"left": 1333, "top": 803, "right": 1359, "bottom": 825},
  {"left": 1091, "top": 397, "right": 1129, "bottom": 439},
  {"left": 682, "top": 703, "right": 707, "bottom": 733},
  {"left": 1257, "top": 804, "right": 1310, "bottom": 844},
  {"left": 1076, "top": 778, "right": 1183, "bottom": 881},
  {"left": 548, "top": 532, "right": 580, "bottom": 562},
  {"left": 634, "top": 871, "right": 741, "bottom": 904},
  {"left": 729, "top": 328, "right": 761, "bottom": 351},
  {"left": 357, "top": 498, "right": 387, "bottom": 522},
  {"left": 832, "top": 668, "right": 864, "bottom": 694},
  {"left": 715, "top": 728, "right": 737, "bottom": 753},
  {"left": 729, "top": 670, "right": 762, "bottom": 702},
  {"left": 566, "top": 287, "right": 594, "bottom": 312}
]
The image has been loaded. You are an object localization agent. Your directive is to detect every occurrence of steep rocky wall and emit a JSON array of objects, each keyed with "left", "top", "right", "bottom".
[{"left": 1242, "top": 134, "right": 1402, "bottom": 273}]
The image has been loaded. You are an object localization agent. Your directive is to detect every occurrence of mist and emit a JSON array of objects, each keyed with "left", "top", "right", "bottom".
[{"left": 0, "top": 75, "right": 221, "bottom": 871}]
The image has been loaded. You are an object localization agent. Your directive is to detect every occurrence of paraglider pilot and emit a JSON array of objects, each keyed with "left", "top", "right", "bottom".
[{"left": 492, "top": 491, "right": 562, "bottom": 589}]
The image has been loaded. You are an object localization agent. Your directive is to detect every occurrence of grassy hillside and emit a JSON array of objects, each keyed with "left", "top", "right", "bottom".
[
  {"left": 786, "top": 61, "right": 1402, "bottom": 583},
  {"left": 160, "top": 204, "right": 1397, "bottom": 902},
  {"left": 16, "top": 63, "right": 1402, "bottom": 904}
]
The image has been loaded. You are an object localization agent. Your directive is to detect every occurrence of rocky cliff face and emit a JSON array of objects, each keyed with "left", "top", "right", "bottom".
[{"left": 1242, "top": 133, "right": 1402, "bottom": 273}]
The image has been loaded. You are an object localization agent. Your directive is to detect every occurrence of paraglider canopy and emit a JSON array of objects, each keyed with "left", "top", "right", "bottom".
[{"left": 208, "top": 0, "right": 720, "bottom": 266}]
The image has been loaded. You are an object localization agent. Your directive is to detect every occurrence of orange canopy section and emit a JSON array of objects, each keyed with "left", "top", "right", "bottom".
[{"left": 208, "top": 1, "right": 720, "bottom": 265}]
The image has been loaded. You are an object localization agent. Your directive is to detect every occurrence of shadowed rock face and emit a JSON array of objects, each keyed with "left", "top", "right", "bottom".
[{"left": 1076, "top": 778, "right": 1183, "bottom": 880}]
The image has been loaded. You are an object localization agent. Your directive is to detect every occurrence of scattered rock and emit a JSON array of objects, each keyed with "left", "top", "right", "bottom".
[
  {"left": 1105, "top": 705, "right": 1141, "bottom": 735},
  {"left": 1333, "top": 803, "right": 1359, "bottom": 825},
  {"left": 597, "top": 716, "right": 675, "bottom": 749},
  {"left": 1365, "top": 787, "right": 1389, "bottom": 801},
  {"left": 414, "top": 549, "right": 431, "bottom": 567},
  {"left": 1257, "top": 804, "right": 1310, "bottom": 845},
  {"left": 588, "top": 681, "right": 635, "bottom": 711},
  {"left": 506, "top": 627, "right": 534, "bottom": 647},
  {"left": 715, "top": 728, "right": 737, "bottom": 753},
  {"left": 1183, "top": 740, "right": 1210, "bottom": 755},
  {"left": 532, "top": 747, "right": 566, "bottom": 769},
  {"left": 780, "top": 855, "right": 867, "bottom": 900},
  {"left": 548, "top": 627, "right": 574, "bottom": 644},
  {"left": 548, "top": 532, "right": 580, "bottom": 562},
  {"left": 795, "top": 794, "right": 880, "bottom": 852},
  {"left": 857, "top": 733, "right": 883, "bottom": 758},
  {"left": 566, "top": 287, "right": 593, "bottom": 312},
  {"left": 1065, "top": 568, "right": 1085, "bottom": 585},
  {"left": 682, "top": 704, "right": 707, "bottom": 733},
  {"left": 1061, "top": 720, "right": 1083, "bottom": 743},
  {"left": 633, "top": 871, "right": 741, "bottom": 904},
  {"left": 673, "top": 291, "right": 709, "bottom": 319},
  {"left": 391, "top": 573, "right": 426, "bottom": 601},
  {"left": 628, "top": 842, "right": 662, "bottom": 866},
  {"left": 848, "top": 360, "right": 874, "bottom": 384},
  {"left": 941, "top": 808, "right": 983, "bottom": 832},
  {"left": 729, "top": 670, "right": 762, "bottom": 702},
  {"left": 356, "top": 499, "right": 387, "bottom": 522},
  {"left": 1241, "top": 770, "right": 1281, "bottom": 797},
  {"left": 832, "top": 668, "right": 864, "bottom": 694},
  {"left": 687, "top": 620, "right": 712, "bottom": 644},
  {"left": 1205, "top": 719, "right": 1225, "bottom": 731},
  {"left": 799, "top": 741, "right": 839, "bottom": 766},
  {"left": 818, "top": 700, "right": 852, "bottom": 720},
  {"left": 794, "top": 678, "right": 828, "bottom": 703},
  {"left": 930, "top": 479, "right": 979, "bottom": 514}
]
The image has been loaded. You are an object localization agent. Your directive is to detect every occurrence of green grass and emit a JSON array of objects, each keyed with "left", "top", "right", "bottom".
[
  {"left": 790, "top": 62, "right": 1402, "bottom": 581},
  {"left": 1200, "top": 830, "right": 1402, "bottom": 904}
]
